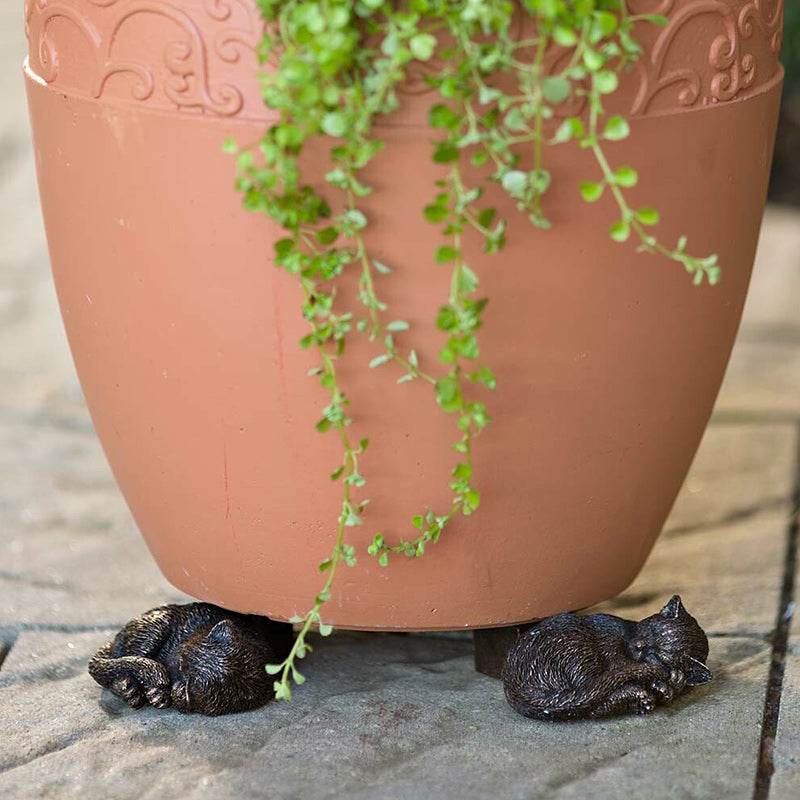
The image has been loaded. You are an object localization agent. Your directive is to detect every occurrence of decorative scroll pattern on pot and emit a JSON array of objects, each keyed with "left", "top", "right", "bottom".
[
  {"left": 24, "top": 0, "right": 783, "bottom": 119},
  {"left": 24, "top": 0, "right": 266, "bottom": 117},
  {"left": 626, "top": 0, "right": 784, "bottom": 114}
]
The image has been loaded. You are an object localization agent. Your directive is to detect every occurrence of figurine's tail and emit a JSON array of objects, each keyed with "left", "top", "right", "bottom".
[
  {"left": 502, "top": 679, "right": 614, "bottom": 721},
  {"left": 502, "top": 659, "right": 666, "bottom": 721},
  {"left": 87, "top": 642, "right": 117, "bottom": 689}
]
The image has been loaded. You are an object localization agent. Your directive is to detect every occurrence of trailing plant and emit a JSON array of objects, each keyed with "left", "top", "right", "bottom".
[{"left": 228, "top": 0, "right": 721, "bottom": 700}]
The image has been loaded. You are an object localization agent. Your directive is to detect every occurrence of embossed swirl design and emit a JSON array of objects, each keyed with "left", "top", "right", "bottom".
[
  {"left": 24, "top": 0, "right": 783, "bottom": 119},
  {"left": 25, "top": 0, "right": 266, "bottom": 116},
  {"left": 628, "top": 0, "right": 784, "bottom": 113}
]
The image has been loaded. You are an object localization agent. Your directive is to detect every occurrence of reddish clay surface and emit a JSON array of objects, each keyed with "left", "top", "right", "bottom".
[{"left": 25, "top": 1, "right": 784, "bottom": 629}]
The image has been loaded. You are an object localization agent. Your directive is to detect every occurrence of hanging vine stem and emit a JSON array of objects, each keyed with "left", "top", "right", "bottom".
[
  {"left": 230, "top": 0, "right": 722, "bottom": 700},
  {"left": 234, "top": 2, "right": 493, "bottom": 693},
  {"left": 322, "top": 51, "right": 479, "bottom": 564},
  {"left": 264, "top": 275, "right": 365, "bottom": 700},
  {"left": 581, "top": 74, "right": 721, "bottom": 285},
  {"left": 346, "top": 185, "right": 436, "bottom": 385},
  {"left": 369, "top": 159, "right": 493, "bottom": 563},
  {"left": 320, "top": 41, "right": 437, "bottom": 385}
]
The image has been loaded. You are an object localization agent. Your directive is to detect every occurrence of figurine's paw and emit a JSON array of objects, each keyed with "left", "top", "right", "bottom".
[
  {"left": 111, "top": 675, "right": 145, "bottom": 709},
  {"left": 137, "top": 662, "right": 171, "bottom": 709},
  {"left": 669, "top": 667, "right": 687, "bottom": 695},
  {"left": 134, "top": 658, "right": 170, "bottom": 688},
  {"left": 145, "top": 684, "right": 171, "bottom": 709},
  {"left": 651, "top": 678, "right": 674, "bottom": 704},
  {"left": 633, "top": 688, "right": 657, "bottom": 715}
]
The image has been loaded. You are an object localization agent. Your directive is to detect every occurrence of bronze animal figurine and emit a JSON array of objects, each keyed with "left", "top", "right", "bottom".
[
  {"left": 502, "top": 595, "right": 712, "bottom": 721},
  {"left": 89, "top": 603, "right": 293, "bottom": 716}
]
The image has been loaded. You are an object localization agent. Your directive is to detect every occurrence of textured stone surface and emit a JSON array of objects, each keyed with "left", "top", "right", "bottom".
[
  {"left": 713, "top": 208, "right": 800, "bottom": 417},
  {"left": 771, "top": 511, "right": 800, "bottom": 800},
  {"left": 773, "top": 635, "right": 800, "bottom": 800},
  {"left": 589, "top": 424, "right": 796, "bottom": 636},
  {"left": 0, "top": 629, "right": 773, "bottom": 800},
  {"left": 663, "top": 424, "right": 796, "bottom": 537},
  {"left": 0, "top": 411, "right": 190, "bottom": 628},
  {"left": 716, "top": 342, "right": 800, "bottom": 417},
  {"left": 736, "top": 208, "right": 800, "bottom": 332}
]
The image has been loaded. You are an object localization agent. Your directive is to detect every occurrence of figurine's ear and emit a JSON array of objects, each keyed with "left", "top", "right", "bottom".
[
  {"left": 685, "top": 656, "right": 713, "bottom": 686},
  {"left": 206, "top": 619, "right": 236, "bottom": 645},
  {"left": 660, "top": 595, "right": 685, "bottom": 619}
]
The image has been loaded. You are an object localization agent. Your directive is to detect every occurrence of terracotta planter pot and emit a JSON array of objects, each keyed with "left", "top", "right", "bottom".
[{"left": 24, "top": 1, "right": 783, "bottom": 630}]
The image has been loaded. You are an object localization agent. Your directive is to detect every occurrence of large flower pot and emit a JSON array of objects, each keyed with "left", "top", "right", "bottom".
[{"left": 24, "top": 0, "right": 783, "bottom": 630}]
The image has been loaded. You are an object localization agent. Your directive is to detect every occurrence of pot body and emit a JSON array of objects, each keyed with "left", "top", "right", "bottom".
[{"left": 24, "top": 0, "right": 783, "bottom": 629}]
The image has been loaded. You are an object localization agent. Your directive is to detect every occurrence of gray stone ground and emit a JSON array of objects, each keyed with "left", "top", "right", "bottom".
[{"left": 2, "top": 10, "right": 800, "bottom": 800}]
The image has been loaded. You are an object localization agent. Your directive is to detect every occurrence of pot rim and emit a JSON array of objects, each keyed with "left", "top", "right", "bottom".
[{"left": 22, "top": 56, "right": 785, "bottom": 130}]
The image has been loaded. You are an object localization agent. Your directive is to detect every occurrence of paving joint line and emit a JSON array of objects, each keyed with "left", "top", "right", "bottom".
[
  {"left": 0, "top": 623, "right": 121, "bottom": 636},
  {"left": 753, "top": 424, "right": 800, "bottom": 800},
  {"left": 0, "top": 635, "right": 15, "bottom": 675},
  {"left": 664, "top": 496, "right": 792, "bottom": 539},
  {"left": 710, "top": 411, "right": 800, "bottom": 427}
]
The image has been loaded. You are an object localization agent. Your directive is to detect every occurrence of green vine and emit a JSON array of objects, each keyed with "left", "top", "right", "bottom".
[{"left": 229, "top": 0, "right": 721, "bottom": 700}]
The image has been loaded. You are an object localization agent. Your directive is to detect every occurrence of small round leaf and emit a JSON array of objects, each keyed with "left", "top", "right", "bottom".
[
  {"left": 542, "top": 76, "right": 571, "bottom": 105},
  {"left": 580, "top": 181, "right": 604, "bottom": 202},
  {"left": 614, "top": 166, "right": 639, "bottom": 187},
  {"left": 636, "top": 207, "right": 660, "bottom": 226},
  {"left": 501, "top": 170, "right": 528, "bottom": 198},
  {"left": 321, "top": 111, "right": 348, "bottom": 138},
  {"left": 603, "top": 116, "right": 631, "bottom": 141},
  {"left": 594, "top": 71, "right": 619, "bottom": 95},
  {"left": 609, "top": 220, "right": 631, "bottom": 242},
  {"left": 410, "top": 34, "right": 437, "bottom": 62}
]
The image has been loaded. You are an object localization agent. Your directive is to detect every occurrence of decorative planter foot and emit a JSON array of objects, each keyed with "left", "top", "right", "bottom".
[
  {"left": 88, "top": 603, "right": 293, "bottom": 716},
  {"left": 501, "top": 596, "right": 713, "bottom": 720},
  {"left": 473, "top": 624, "right": 534, "bottom": 679}
]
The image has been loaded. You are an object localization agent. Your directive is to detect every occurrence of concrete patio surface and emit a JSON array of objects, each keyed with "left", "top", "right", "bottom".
[{"left": 1, "top": 8, "right": 799, "bottom": 800}]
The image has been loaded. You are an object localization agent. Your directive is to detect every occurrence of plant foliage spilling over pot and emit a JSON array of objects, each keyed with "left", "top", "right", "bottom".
[{"left": 227, "top": 0, "right": 722, "bottom": 699}]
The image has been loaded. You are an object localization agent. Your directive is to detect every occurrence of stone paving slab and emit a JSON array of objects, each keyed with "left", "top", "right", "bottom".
[
  {"left": 0, "top": 413, "right": 190, "bottom": 627},
  {"left": 736, "top": 208, "right": 800, "bottom": 332},
  {"left": 772, "top": 493, "right": 800, "bottom": 800},
  {"left": 0, "top": 422, "right": 794, "bottom": 799},
  {"left": 716, "top": 343, "right": 800, "bottom": 417},
  {"left": 0, "top": 628, "right": 772, "bottom": 800},
  {"left": 588, "top": 424, "right": 795, "bottom": 636},
  {"left": 597, "top": 513, "right": 787, "bottom": 635},
  {"left": 0, "top": 630, "right": 119, "bottom": 774},
  {"left": 663, "top": 424, "right": 795, "bottom": 536},
  {"left": 713, "top": 208, "right": 800, "bottom": 419},
  {"left": 773, "top": 634, "right": 800, "bottom": 800}
]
